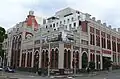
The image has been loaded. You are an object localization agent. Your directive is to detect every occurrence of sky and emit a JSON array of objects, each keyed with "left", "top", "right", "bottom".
[{"left": 0, "top": 0, "right": 120, "bottom": 30}]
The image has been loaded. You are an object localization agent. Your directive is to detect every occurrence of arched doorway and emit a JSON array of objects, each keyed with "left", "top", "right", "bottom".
[
  {"left": 82, "top": 52, "right": 88, "bottom": 68},
  {"left": 50, "top": 48, "right": 59, "bottom": 69},
  {"left": 64, "top": 49, "right": 67, "bottom": 68},
  {"left": 41, "top": 50, "right": 49, "bottom": 68},
  {"left": 72, "top": 51, "right": 79, "bottom": 68},
  {"left": 64, "top": 49, "right": 71, "bottom": 69},
  {"left": 50, "top": 49, "right": 54, "bottom": 69},
  {"left": 34, "top": 51, "right": 39, "bottom": 72},
  {"left": 54, "top": 48, "right": 59, "bottom": 69}
]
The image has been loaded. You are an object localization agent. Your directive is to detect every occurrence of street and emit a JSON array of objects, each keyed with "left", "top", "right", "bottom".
[{"left": 1, "top": 69, "right": 120, "bottom": 79}]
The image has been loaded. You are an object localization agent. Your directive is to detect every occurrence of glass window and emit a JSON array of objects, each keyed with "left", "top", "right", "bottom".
[
  {"left": 78, "top": 16, "right": 80, "bottom": 20},
  {"left": 74, "top": 22, "right": 76, "bottom": 28},
  {"left": 53, "top": 23, "right": 55, "bottom": 27},
  {"left": 67, "top": 19, "right": 70, "bottom": 23},
  {"left": 50, "top": 24, "right": 52, "bottom": 27},
  {"left": 60, "top": 21, "right": 62, "bottom": 24},
  {"left": 56, "top": 22, "right": 58, "bottom": 26},
  {"left": 64, "top": 20, "right": 66, "bottom": 24},
  {"left": 69, "top": 24, "right": 72, "bottom": 30},
  {"left": 71, "top": 17, "right": 74, "bottom": 21},
  {"left": 46, "top": 25, "right": 47, "bottom": 28}
]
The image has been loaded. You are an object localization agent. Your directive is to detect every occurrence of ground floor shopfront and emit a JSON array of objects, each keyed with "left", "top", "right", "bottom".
[{"left": 10, "top": 42, "right": 116, "bottom": 73}]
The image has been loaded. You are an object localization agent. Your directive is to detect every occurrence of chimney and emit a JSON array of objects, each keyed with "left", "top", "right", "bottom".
[
  {"left": 118, "top": 28, "right": 120, "bottom": 32},
  {"left": 29, "top": 11, "right": 34, "bottom": 15},
  {"left": 103, "top": 23, "right": 106, "bottom": 26},
  {"left": 113, "top": 28, "right": 116, "bottom": 31},
  {"left": 92, "top": 17, "right": 95, "bottom": 21},
  {"left": 97, "top": 20, "right": 101, "bottom": 24},
  {"left": 108, "top": 25, "right": 111, "bottom": 29}
]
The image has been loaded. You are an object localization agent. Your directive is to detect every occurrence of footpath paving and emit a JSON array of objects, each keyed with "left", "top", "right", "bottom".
[{"left": 0, "top": 70, "right": 112, "bottom": 79}]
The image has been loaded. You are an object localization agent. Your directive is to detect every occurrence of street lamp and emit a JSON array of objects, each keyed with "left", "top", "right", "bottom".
[
  {"left": 98, "top": 61, "right": 100, "bottom": 70},
  {"left": 73, "top": 29, "right": 77, "bottom": 77},
  {"left": 73, "top": 56, "right": 77, "bottom": 77}
]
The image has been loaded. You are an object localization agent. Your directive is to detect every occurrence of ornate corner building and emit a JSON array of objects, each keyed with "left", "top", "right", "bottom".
[{"left": 4, "top": 7, "right": 120, "bottom": 72}]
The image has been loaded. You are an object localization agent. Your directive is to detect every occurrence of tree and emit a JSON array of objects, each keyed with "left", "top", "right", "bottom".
[
  {"left": 89, "top": 61, "right": 95, "bottom": 70},
  {"left": 0, "top": 26, "right": 7, "bottom": 59},
  {"left": 104, "top": 58, "right": 112, "bottom": 70}
]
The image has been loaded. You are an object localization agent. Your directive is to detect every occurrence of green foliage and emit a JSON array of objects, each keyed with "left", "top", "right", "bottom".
[
  {"left": 104, "top": 58, "right": 112, "bottom": 68},
  {"left": 0, "top": 26, "right": 7, "bottom": 58},
  {"left": 89, "top": 61, "right": 95, "bottom": 70}
]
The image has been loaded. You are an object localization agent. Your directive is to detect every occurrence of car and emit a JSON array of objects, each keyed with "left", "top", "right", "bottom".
[
  {"left": 0, "top": 67, "right": 3, "bottom": 71},
  {"left": 4, "top": 67, "right": 15, "bottom": 73}
]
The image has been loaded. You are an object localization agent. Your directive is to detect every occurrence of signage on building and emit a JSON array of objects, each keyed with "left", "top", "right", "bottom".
[{"left": 102, "top": 50, "right": 111, "bottom": 54}]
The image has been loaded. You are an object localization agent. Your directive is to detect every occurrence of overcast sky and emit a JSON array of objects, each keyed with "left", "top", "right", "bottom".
[{"left": 0, "top": 0, "right": 120, "bottom": 30}]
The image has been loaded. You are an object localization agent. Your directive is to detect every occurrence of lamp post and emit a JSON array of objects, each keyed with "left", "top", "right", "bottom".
[
  {"left": 73, "top": 56, "right": 77, "bottom": 77},
  {"left": 98, "top": 61, "right": 100, "bottom": 70},
  {"left": 48, "top": 59, "right": 50, "bottom": 77},
  {"left": 73, "top": 29, "right": 77, "bottom": 77}
]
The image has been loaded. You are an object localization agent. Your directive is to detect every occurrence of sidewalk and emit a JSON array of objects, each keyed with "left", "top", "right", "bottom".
[{"left": 49, "top": 71, "right": 110, "bottom": 78}]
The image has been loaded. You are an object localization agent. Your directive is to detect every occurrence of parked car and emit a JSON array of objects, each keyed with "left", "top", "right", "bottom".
[
  {"left": 0, "top": 67, "right": 3, "bottom": 71},
  {"left": 4, "top": 67, "right": 15, "bottom": 73}
]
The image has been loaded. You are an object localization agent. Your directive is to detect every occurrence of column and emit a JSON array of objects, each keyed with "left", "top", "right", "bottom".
[
  {"left": 100, "top": 30, "right": 103, "bottom": 70},
  {"left": 31, "top": 49, "right": 34, "bottom": 67},
  {"left": 94, "top": 29, "right": 97, "bottom": 69},
  {"left": 100, "top": 52, "right": 103, "bottom": 70},
  {"left": 19, "top": 50, "right": 22, "bottom": 67},
  {"left": 88, "top": 49, "right": 90, "bottom": 62},
  {"left": 105, "top": 33, "right": 107, "bottom": 49},
  {"left": 25, "top": 52, "right": 28, "bottom": 67},
  {"left": 39, "top": 46, "right": 41, "bottom": 68},
  {"left": 79, "top": 47, "right": 82, "bottom": 69},
  {"left": 110, "top": 35, "right": 113, "bottom": 62},
  {"left": 71, "top": 45, "right": 73, "bottom": 69},
  {"left": 58, "top": 42, "right": 64, "bottom": 69},
  {"left": 116, "top": 38, "right": 118, "bottom": 65},
  {"left": 95, "top": 51, "right": 97, "bottom": 69}
]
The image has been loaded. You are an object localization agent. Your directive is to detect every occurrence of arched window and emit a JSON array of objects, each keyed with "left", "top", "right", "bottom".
[
  {"left": 55, "top": 49, "right": 59, "bottom": 68},
  {"left": 41, "top": 50, "right": 45, "bottom": 68},
  {"left": 27, "top": 52, "right": 30, "bottom": 67},
  {"left": 64, "top": 49, "right": 71, "bottom": 69},
  {"left": 45, "top": 50, "right": 48, "bottom": 68},
  {"left": 68, "top": 50, "right": 71, "bottom": 69},
  {"left": 82, "top": 52, "right": 88, "bottom": 68},
  {"left": 34, "top": 51, "right": 39, "bottom": 69},
  {"left": 21, "top": 53, "right": 26, "bottom": 67},
  {"left": 76, "top": 51, "right": 79, "bottom": 68},
  {"left": 73, "top": 51, "right": 79, "bottom": 68},
  {"left": 64, "top": 49, "right": 67, "bottom": 68},
  {"left": 50, "top": 49, "right": 54, "bottom": 68}
]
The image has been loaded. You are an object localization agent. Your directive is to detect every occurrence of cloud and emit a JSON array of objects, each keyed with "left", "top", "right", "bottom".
[
  {"left": 0, "top": 0, "right": 41, "bottom": 30},
  {"left": 0, "top": 0, "right": 120, "bottom": 30},
  {"left": 66, "top": 0, "right": 120, "bottom": 28}
]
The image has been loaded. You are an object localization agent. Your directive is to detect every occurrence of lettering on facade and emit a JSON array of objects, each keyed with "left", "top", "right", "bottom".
[
  {"left": 82, "top": 48, "right": 88, "bottom": 53},
  {"left": 50, "top": 43, "right": 59, "bottom": 48},
  {"left": 64, "top": 43, "right": 71, "bottom": 48},
  {"left": 73, "top": 46, "right": 79, "bottom": 50}
]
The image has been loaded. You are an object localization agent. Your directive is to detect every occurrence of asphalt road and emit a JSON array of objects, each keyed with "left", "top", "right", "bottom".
[{"left": 1, "top": 70, "right": 120, "bottom": 79}]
